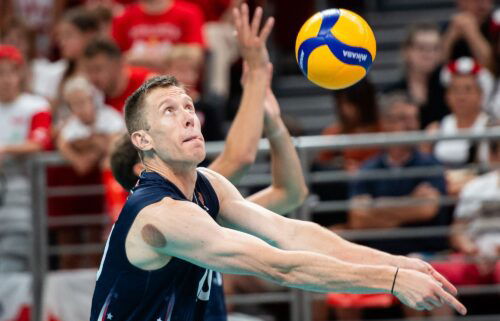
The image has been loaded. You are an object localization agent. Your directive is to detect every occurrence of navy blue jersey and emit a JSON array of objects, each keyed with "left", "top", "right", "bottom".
[{"left": 90, "top": 170, "right": 227, "bottom": 321}]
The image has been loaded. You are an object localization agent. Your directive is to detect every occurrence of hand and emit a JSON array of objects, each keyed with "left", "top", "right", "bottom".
[
  {"left": 452, "top": 12, "right": 479, "bottom": 33},
  {"left": 394, "top": 268, "right": 467, "bottom": 315},
  {"left": 233, "top": 4, "right": 274, "bottom": 70},
  {"left": 397, "top": 256, "right": 458, "bottom": 296}
]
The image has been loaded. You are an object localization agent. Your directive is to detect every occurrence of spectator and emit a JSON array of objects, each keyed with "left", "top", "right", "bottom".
[
  {"left": 57, "top": 76, "right": 125, "bottom": 175},
  {"left": 111, "top": 0, "right": 205, "bottom": 70},
  {"left": 55, "top": 6, "right": 100, "bottom": 122},
  {"left": 164, "top": 45, "right": 225, "bottom": 141},
  {"left": 1, "top": 18, "right": 67, "bottom": 103},
  {"left": 429, "top": 122, "right": 500, "bottom": 319},
  {"left": 385, "top": 23, "right": 445, "bottom": 128},
  {"left": 348, "top": 92, "right": 449, "bottom": 255},
  {"left": 0, "top": 45, "right": 52, "bottom": 272},
  {"left": 312, "top": 79, "right": 380, "bottom": 227},
  {"left": 426, "top": 58, "right": 492, "bottom": 194},
  {"left": 387, "top": 23, "right": 442, "bottom": 107},
  {"left": 316, "top": 78, "right": 380, "bottom": 172},
  {"left": 83, "top": 38, "right": 154, "bottom": 113},
  {"left": 327, "top": 92, "right": 449, "bottom": 320},
  {"left": 185, "top": 0, "right": 240, "bottom": 101},
  {"left": 442, "top": 0, "right": 495, "bottom": 70},
  {"left": 56, "top": 75, "right": 124, "bottom": 268}
]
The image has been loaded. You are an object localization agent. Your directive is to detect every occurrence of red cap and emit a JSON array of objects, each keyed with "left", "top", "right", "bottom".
[{"left": 0, "top": 45, "right": 24, "bottom": 65}]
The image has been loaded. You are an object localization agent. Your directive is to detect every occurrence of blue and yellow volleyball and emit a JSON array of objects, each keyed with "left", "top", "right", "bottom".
[{"left": 295, "top": 8, "right": 376, "bottom": 90}]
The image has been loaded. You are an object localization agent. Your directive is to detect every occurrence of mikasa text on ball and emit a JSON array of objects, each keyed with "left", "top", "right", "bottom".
[{"left": 296, "top": 8, "right": 376, "bottom": 90}]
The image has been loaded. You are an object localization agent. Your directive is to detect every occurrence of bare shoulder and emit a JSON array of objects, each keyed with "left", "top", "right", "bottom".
[{"left": 198, "top": 167, "right": 243, "bottom": 202}]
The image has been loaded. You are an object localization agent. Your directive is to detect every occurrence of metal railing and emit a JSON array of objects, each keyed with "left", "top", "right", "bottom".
[{"left": 27, "top": 129, "right": 500, "bottom": 321}]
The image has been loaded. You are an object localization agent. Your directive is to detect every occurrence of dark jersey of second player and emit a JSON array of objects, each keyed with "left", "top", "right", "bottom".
[{"left": 90, "top": 170, "right": 227, "bottom": 321}]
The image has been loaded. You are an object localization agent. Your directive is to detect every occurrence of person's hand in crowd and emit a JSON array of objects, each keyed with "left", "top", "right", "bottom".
[
  {"left": 233, "top": 3, "right": 274, "bottom": 71},
  {"left": 445, "top": 169, "right": 477, "bottom": 196},
  {"left": 451, "top": 12, "right": 480, "bottom": 36},
  {"left": 349, "top": 194, "right": 373, "bottom": 228},
  {"left": 411, "top": 182, "right": 440, "bottom": 200}
]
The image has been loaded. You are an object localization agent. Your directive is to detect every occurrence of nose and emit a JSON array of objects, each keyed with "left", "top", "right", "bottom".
[{"left": 183, "top": 109, "right": 195, "bottom": 128}]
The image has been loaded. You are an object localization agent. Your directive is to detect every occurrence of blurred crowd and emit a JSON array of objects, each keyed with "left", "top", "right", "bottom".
[{"left": 0, "top": 0, "right": 500, "bottom": 320}]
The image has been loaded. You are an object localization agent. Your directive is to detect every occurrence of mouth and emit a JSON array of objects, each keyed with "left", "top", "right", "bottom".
[{"left": 182, "top": 135, "right": 204, "bottom": 144}]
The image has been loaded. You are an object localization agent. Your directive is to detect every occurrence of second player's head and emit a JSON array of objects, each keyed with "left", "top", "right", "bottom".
[{"left": 125, "top": 75, "right": 205, "bottom": 170}]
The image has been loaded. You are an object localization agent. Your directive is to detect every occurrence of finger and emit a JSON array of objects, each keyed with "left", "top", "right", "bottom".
[
  {"left": 429, "top": 268, "right": 458, "bottom": 296},
  {"left": 232, "top": 7, "right": 243, "bottom": 41},
  {"left": 241, "top": 3, "right": 250, "bottom": 40},
  {"left": 416, "top": 302, "right": 432, "bottom": 311},
  {"left": 437, "top": 288, "right": 467, "bottom": 315},
  {"left": 258, "top": 17, "right": 275, "bottom": 43},
  {"left": 250, "top": 6, "right": 263, "bottom": 37},
  {"left": 424, "top": 296, "right": 443, "bottom": 308}
]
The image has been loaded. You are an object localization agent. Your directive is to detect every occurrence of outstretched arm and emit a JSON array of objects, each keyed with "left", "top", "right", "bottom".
[
  {"left": 209, "top": 5, "right": 273, "bottom": 184},
  {"left": 201, "top": 167, "right": 458, "bottom": 298},
  {"left": 246, "top": 88, "right": 308, "bottom": 214}
]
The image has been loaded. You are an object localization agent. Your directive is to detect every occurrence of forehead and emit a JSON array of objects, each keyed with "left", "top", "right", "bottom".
[
  {"left": 449, "top": 74, "right": 479, "bottom": 87},
  {"left": 412, "top": 31, "right": 439, "bottom": 43},
  {"left": 0, "top": 59, "right": 19, "bottom": 70},
  {"left": 144, "top": 86, "right": 189, "bottom": 111},
  {"left": 388, "top": 101, "right": 417, "bottom": 114}
]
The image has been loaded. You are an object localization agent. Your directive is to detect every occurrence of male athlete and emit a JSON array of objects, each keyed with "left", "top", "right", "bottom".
[{"left": 90, "top": 5, "right": 466, "bottom": 320}]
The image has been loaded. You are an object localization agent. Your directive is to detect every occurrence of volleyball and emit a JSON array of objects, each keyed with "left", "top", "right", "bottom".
[{"left": 295, "top": 8, "right": 376, "bottom": 90}]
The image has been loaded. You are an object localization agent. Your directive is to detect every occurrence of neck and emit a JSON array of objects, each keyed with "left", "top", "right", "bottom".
[
  {"left": 143, "top": 156, "right": 197, "bottom": 199},
  {"left": 456, "top": 110, "right": 481, "bottom": 128},
  {"left": 386, "top": 147, "right": 412, "bottom": 166},
  {"left": 407, "top": 68, "right": 428, "bottom": 83},
  {"left": 0, "top": 92, "right": 20, "bottom": 104},
  {"left": 140, "top": 0, "right": 172, "bottom": 14}
]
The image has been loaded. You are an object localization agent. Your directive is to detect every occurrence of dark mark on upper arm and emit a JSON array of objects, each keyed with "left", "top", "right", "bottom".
[{"left": 142, "top": 223, "right": 167, "bottom": 248}]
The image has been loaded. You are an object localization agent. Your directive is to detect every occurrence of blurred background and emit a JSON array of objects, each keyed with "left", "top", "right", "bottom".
[{"left": 0, "top": 0, "right": 500, "bottom": 320}]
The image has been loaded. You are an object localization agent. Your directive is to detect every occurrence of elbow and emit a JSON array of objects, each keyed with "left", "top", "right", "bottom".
[{"left": 281, "top": 183, "right": 310, "bottom": 210}]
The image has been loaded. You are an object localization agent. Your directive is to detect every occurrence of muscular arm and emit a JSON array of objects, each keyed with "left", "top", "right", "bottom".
[
  {"left": 137, "top": 196, "right": 396, "bottom": 294},
  {"left": 246, "top": 90, "right": 308, "bottom": 214},
  {"left": 208, "top": 68, "right": 267, "bottom": 183},
  {"left": 202, "top": 167, "right": 457, "bottom": 295}
]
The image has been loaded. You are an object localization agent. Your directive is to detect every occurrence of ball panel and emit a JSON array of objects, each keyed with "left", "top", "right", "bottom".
[
  {"left": 307, "top": 45, "right": 366, "bottom": 89},
  {"left": 331, "top": 9, "right": 368, "bottom": 49},
  {"left": 295, "top": 12, "right": 323, "bottom": 60}
]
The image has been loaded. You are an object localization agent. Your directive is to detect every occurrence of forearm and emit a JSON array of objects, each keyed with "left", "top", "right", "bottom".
[
  {"left": 1, "top": 141, "right": 43, "bottom": 156},
  {"left": 210, "top": 68, "right": 268, "bottom": 183},
  {"left": 372, "top": 197, "right": 439, "bottom": 225},
  {"left": 246, "top": 118, "right": 308, "bottom": 213},
  {"left": 462, "top": 28, "right": 493, "bottom": 69},
  {"left": 204, "top": 227, "right": 394, "bottom": 293},
  {"left": 284, "top": 220, "right": 400, "bottom": 267}
]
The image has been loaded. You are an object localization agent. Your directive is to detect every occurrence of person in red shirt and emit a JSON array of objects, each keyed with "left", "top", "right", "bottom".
[
  {"left": 84, "top": 38, "right": 154, "bottom": 113},
  {"left": 111, "top": 0, "right": 205, "bottom": 69}
]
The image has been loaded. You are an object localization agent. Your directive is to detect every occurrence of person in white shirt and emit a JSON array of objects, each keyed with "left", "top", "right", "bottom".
[
  {"left": 0, "top": 45, "right": 52, "bottom": 272},
  {"left": 57, "top": 76, "right": 125, "bottom": 175}
]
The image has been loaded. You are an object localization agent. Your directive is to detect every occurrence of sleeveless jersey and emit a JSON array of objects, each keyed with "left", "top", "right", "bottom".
[{"left": 90, "top": 170, "right": 227, "bottom": 321}]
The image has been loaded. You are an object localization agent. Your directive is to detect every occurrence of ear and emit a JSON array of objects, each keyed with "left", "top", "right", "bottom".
[{"left": 130, "top": 130, "right": 153, "bottom": 153}]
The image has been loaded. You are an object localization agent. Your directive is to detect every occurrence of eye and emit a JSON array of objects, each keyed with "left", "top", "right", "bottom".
[
  {"left": 164, "top": 106, "right": 174, "bottom": 114},
  {"left": 185, "top": 104, "right": 195, "bottom": 111}
]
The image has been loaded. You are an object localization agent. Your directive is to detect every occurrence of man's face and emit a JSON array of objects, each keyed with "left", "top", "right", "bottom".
[
  {"left": 85, "top": 54, "right": 122, "bottom": 95},
  {"left": 0, "top": 59, "right": 22, "bottom": 102},
  {"left": 446, "top": 75, "right": 482, "bottom": 118},
  {"left": 382, "top": 101, "right": 419, "bottom": 133},
  {"left": 142, "top": 86, "right": 205, "bottom": 167}
]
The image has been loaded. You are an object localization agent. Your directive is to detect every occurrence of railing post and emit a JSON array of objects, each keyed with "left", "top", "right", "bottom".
[{"left": 29, "top": 157, "right": 48, "bottom": 321}]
